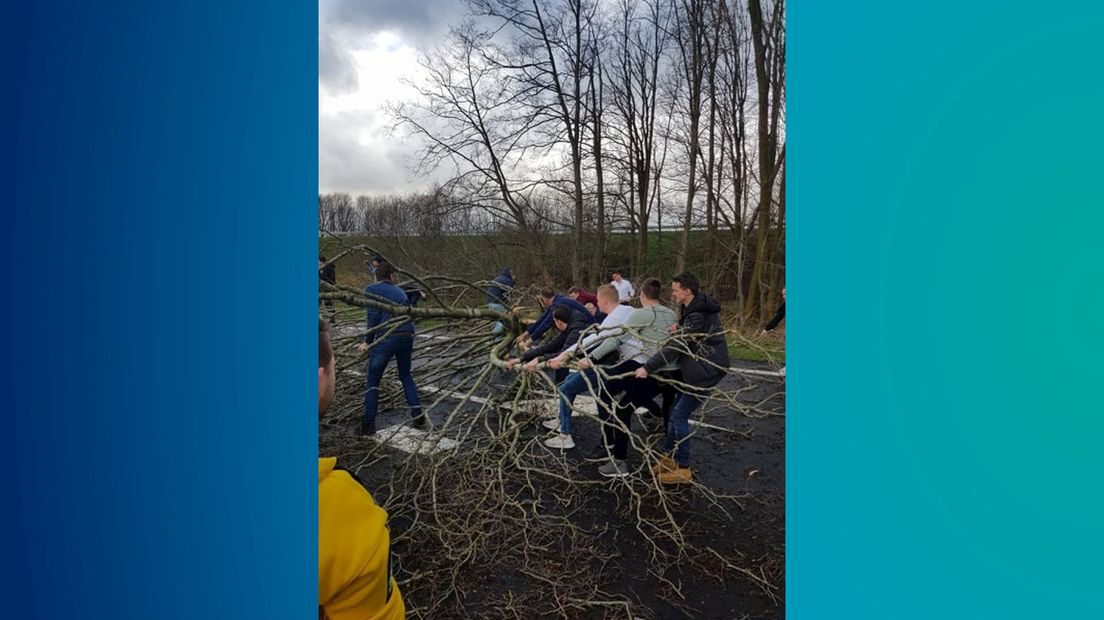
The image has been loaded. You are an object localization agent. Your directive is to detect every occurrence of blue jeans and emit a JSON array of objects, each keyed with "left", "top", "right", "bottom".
[
  {"left": 488, "top": 302, "right": 507, "bottom": 334},
  {"left": 556, "top": 368, "right": 601, "bottom": 436},
  {"left": 364, "top": 335, "right": 421, "bottom": 425},
  {"left": 665, "top": 393, "right": 704, "bottom": 467}
]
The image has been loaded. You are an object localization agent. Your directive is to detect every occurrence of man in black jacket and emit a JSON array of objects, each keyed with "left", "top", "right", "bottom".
[
  {"left": 506, "top": 304, "right": 590, "bottom": 385},
  {"left": 635, "top": 272, "right": 730, "bottom": 484}
]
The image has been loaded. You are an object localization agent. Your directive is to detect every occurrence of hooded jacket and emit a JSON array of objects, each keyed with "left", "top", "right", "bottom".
[
  {"left": 521, "top": 305, "right": 593, "bottom": 362},
  {"left": 486, "top": 269, "right": 515, "bottom": 306},
  {"left": 644, "top": 292, "right": 731, "bottom": 388},
  {"left": 319, "top": 458, "right": 405, "bottom": 620}
]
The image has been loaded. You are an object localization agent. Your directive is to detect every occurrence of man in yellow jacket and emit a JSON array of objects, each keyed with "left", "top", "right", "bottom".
[{"left": 319, "top": 318, "right": 405, "bottom": 619}]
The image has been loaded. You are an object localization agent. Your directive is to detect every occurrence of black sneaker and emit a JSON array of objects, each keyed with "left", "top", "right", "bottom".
[
  {"left": 360, "top": 420, "right": 377, "bottom": 436},
  {"left": 410, "top": 415, "right": 426, "bottom": 429},
  {"left": 583, "top": 445, "right": 616, "bottom": 463}
]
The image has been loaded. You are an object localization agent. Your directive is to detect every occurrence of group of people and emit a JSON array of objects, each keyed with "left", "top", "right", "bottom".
[
  {"left": 318, "top": 260, "right": 783, "bottom": 616},
  {"left": 497, "top": 271, "right": 731, "bottom": 484},
  {"left": 327, "top": 256, "right": 781, "bottom": 484}
]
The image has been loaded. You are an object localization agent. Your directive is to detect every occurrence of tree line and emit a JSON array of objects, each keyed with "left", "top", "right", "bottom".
[{"left": 321, "top": 0, "right": 784, "bottom": 323}]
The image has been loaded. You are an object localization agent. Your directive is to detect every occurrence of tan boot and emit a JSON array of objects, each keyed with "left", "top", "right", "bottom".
[
  {"left": 658, "top": 467, "right": 693, "bottom": 485},
  {"left": 651, "top": 455, "right": 676, "bottom": 475}
]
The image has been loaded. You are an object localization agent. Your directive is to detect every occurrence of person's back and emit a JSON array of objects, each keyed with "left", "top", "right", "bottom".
[
  {"left": 365, "top": 280, "right": 415, "bottom": 337},
  {"left": 360, "top": 263, "right": 424, "bottom": 435},
  {"left": 319, "top": 458, "right": 405, "bottom": 620},
  {"left": 486, "top": 268, "right": 514, "bottom": 306}
]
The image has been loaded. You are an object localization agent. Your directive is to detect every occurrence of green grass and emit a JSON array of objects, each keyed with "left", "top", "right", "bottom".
[{"left": 728, "top": 335, "right": 786, "bottom": 364}]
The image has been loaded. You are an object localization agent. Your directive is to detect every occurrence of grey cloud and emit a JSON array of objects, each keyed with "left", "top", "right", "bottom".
[
  {"left": 319, "top": 111, "right": 451, "bottom": 195},
  {"left": 321, "top": 0, "right": 466, "bottom": 48},
  {"left": 319, "top": 30, "right": 359, "bottom": 96}
]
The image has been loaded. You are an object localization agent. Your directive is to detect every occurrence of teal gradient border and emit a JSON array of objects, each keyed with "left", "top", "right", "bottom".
[{"left": 790, "top": 1, "right": 1104, "bottom": 617}]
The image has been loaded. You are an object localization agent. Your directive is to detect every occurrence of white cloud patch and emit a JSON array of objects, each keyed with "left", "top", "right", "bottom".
[{"left": 319, "top": 0, "right": 463, "bottom": 195}]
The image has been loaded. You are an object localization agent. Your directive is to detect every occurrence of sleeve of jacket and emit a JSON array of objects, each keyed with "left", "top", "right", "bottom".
[
  {"left": 522, "top": 328, "right": 567, "bottom": 362},
  {"left": 319, "top": 472, "right": 405, "bottom": 620},
  {"left": 764, "top": 302, "right": 785, "bottom": 331},
  {"left": 644, "top": 343, "right": 681, "bottom": 374},
  {"left": 527, "top": 306, "right": 554, "bottom": 340},
  {"left": 364, "top": 289, "right": 382, "bottom": 344}
]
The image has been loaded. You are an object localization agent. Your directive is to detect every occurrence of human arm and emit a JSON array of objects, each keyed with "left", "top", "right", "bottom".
[{"left": 763, "top": 302, "right": 785, "bottom": 332}]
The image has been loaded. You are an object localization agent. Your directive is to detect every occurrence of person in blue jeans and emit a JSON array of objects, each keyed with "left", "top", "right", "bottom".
[
  {"left": 543, "top": 285, "right": 633, "bottom": 450},
  {"left": 357, "top": 262, "right": 424, "bottom": 436},
  {"left": 634, "top": 272, "right": 730, "bottom": 485}
]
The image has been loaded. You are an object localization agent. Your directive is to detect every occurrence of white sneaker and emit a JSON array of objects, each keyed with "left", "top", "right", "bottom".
[
  {"left": 544, "top": 434, "right": 575, "bottom": 449},
  {"left": 634, "top": 407, "right": 651, "bottom": 416},
  {"left": 541, "top": 418, "right": 560, "bottom": 431}
]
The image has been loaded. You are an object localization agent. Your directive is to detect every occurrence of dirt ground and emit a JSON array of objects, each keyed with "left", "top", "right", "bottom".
[{"left": 320, "top": 353, "right": 785, "bottom": 619}]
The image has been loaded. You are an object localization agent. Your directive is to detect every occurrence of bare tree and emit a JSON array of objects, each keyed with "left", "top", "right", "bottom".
[
  {"left": 605, "top": 0, "right": 671, "bottom": 273},
  {"left": 671, "top": 0, "right": 708, "bottom": 274},
  {"left": 388, "top": 22, "right": 549, "bottom": 273},
  {"left": 743, "top": 0, "right": 785, "bottom": 320}
]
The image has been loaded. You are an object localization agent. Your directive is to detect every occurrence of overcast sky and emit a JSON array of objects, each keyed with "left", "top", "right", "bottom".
[{"left": 319, "top": 0, "right": 466, "bottom": 196}]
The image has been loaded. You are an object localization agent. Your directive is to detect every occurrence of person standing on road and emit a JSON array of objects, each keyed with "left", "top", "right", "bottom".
[
  {"left": 759, "top": 287, "right": 786, "bottom": 378},
  {"left": 635, "top": 272, "right": 730, "bottom": 485},
  {"left": 318, "top": 318, "right": 406, "bottom": 620},
  {"left": 486, "top": 267, "right": 515, "bottom": 335},
  {"left": 610, "top": 270, "right": 635, "bottom": 304},
  {"left": 358, "top": 262, "right": 424, "bottom": 436},
  {"left": 319, "top": 255, "right": 337, "bottom": 325}
]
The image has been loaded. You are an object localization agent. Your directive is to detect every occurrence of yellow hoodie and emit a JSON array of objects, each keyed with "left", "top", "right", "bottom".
[{"left": 318, "top": 457, "right": 405, "bottom": 620}]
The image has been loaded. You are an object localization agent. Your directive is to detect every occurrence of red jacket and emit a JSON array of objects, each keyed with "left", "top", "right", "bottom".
[{"left": 573, "top": 289, "right": 598, "bottom": 306}]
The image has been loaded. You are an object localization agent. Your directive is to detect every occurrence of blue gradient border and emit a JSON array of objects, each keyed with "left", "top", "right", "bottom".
[
  {"left": 2, "top": 1, "right": 316, "bottom": 618},
  {"left": 790, "top": 1, "right": 1104, "bottom": 617}
]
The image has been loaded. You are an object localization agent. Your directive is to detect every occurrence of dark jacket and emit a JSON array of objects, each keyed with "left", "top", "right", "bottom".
[
  {"left": 486, "top": 269, "right": 515, "bottom": 306},
  {"left": 527, "top": 295, "right": 595, "bottom": 341},
  {"left": 521, "top": 306, "right": 592, "bottom": 362},
  {"left": 764, "top": 302, "right": 785, "bottom": 331},
  {"left": 319, "top": 263, "right": 337, "bottom": 285},
  {"left": 645, "top": 293, "right": 730, "bottom": 389},
  {"left": 364, "top": 281, "right": 415, "bottom": 343}
]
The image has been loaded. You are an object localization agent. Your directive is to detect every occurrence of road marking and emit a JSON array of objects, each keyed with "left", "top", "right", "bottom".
[
  {"left": 728, "top": 366, "right": 784, "bottom": 378},
  {"left": 420, "top": 384, "right": 491, "bottom": 405},
  {"left": 373, "top": 424, "right": 460, "bottom": 455}
]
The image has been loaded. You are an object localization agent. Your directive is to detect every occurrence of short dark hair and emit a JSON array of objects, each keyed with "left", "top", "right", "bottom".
[
  {"left": 539, "top": 287, "right": 556, "bottom": 300},
  {"left": 567, "top": 286, "right": 582, "bottom": 295},
  {"left": 319, "top": 254, "right": 327, "bottom": 262},
  {"left": 612, "top": 269, "right": 623, "bottom": 276},
  {"left": 552, "top": 305, "right": 572, "bottom": 324},
  {"left": 640, "top": 278, "right": 662, "bottom": 301},
  {"left": 672, "top": 272, "right": 700, "bottom": 295},
  {"left": 376, "top": 261, "right": 396, "bottom": 282},
  {"left": 319, "top": 317, "right": 333, "bottom": 369}
]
